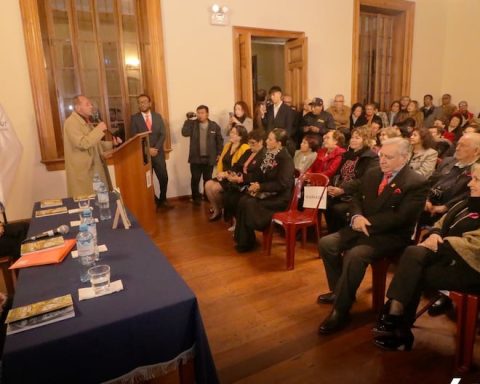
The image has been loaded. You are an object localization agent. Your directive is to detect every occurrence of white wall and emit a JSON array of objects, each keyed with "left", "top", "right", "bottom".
[{"left": 1, "top": 0, "right": 479, "bottom": 220}]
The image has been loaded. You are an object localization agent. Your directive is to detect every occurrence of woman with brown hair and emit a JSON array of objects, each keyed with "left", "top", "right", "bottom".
[
  {"left": 227, "top": 101, "right": 253, "bottom": 132},
  {"left": 408, "top": 127, "right": 438, "bottom": 178},
  {"left": 324, "top": 126, "right": 378, "bottom": 233}
]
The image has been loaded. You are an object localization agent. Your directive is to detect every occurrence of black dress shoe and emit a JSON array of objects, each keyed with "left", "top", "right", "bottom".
[
  {"left": 427, "top": 295, "right": 452, "bottom": 317},
  {"left": 317, "top": 292, "right": 336, "bottom": 305},
  {"left": 374, "top": 328, "right": 414, "bottom": 351},
  {"left": 318, "top": 310, "right": 350, "bottom": 335},
  {"left": 235, "top": 244, "right": 255, "bottom": 253},
  {"left": 209, "top": 212, "right": 222, "bottom": 221}
]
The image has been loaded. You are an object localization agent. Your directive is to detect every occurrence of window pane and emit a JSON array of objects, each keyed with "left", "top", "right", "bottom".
[
  {"left": 79, "top": 42, "right": 99, "bottom": 69},
  {"left": 97, "top": 0, "right": 116, "bottom": 40},
  {"left": 50, "top": 0, "right": 70, "bottom": 39},
  {"left": 58, "top": 69, "right": 78, "bottom": 97},
  {"left": 53, "top": 42, "right": 74, "bottom": 68},
  {"left": 103, "top": 42, "right": 119, "bottom": 68},
  {"left": 121, "top": 0, "right": 137, "bottom": 42},
  {"left": 106, "top": 70, "right": 121, "bottom": 95},
  {"left": 83, "top": 69, "right": 101, "bottom": 97},
  {"left": 76, "top": 0, "right": 94, "bottom": 40},
  {"left": 126, "top": 69, "right": 141, "bottom": 96}
]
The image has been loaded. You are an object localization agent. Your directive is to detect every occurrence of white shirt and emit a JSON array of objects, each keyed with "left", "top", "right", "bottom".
[{"left": 273, "top": 102, "right": 283, "bottom": 118}]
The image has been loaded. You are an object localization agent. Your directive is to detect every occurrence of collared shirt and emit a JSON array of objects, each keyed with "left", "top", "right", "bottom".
[
  {"left": 273, "top": 101, "right": 283, "bottom": 118},
  {"left": 141, "top": 111, "right": 151, "bottom": 123}
]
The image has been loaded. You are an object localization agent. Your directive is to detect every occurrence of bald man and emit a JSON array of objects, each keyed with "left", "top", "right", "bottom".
[{"left": 63, "top": 95, "right": 108, "bottom": 197}]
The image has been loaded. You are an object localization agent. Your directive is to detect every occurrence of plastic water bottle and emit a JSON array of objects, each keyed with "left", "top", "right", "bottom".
[
  {"left": 81, "top": 209, "right": 99, "bottom": 261},
  {"left": 92, "top": 173, "right": 102, "bottom": 206},
  {"left": 98, "top": 184, "right": 111, "bottom": 221},
  {"left": 76, "top": 224, "right": 96, "bottom": 282}
]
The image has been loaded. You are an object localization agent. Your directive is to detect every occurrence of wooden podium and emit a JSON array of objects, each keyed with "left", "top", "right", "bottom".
[{"left": 107, "top": 132, "right": 157, "bottom": 236}]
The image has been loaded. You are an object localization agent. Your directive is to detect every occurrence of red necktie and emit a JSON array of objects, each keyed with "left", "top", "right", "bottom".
[
  {"left": 377, "top": 172, "right": 392, "bottom": 195},
  {"left": 145, "top": 114, "right": 152, "bottom": 132}
]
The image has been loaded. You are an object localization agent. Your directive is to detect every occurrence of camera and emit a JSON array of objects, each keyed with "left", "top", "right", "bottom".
[{"left": 186, "top": 112, "right": 197, "bottom": 119}]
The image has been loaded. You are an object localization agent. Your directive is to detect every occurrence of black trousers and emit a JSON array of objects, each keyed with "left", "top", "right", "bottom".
[
  {"left": 324, "top": 199, "right": 350, "bottom": 233},
  {"left": 386, "top": 243, "right": 480, "bottom": 325},
  {"left": 190, "top": 162, "right": 213, "bottom": 200},
  {"left": 152, "top": 153, "right": 168, "bottom": 202},
  {"left": 0, "top": 222, "right": 30, "bottom": 259}
]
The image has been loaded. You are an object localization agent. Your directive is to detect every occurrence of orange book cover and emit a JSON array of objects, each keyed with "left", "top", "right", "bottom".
[{"left": 10, "top": 239, "right": 76, "bottom": 269}]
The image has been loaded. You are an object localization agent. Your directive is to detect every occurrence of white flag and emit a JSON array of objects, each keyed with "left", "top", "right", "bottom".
[{"left": 0, "top": 103, "right": 23, "bottom": 203}]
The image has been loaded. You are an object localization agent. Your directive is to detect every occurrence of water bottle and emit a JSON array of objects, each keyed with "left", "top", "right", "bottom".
[
  {"left": 81, "top": 209, "right": 99, "bottom": 261},
  {"left": 92, "top": 173, "right": 102, "bottom": 206},
  {"left": 98, "top": 184, "right": 112, "bottom": 221},
  {"left": 76, "top": 224, "right": 96, "bottom": 282}
]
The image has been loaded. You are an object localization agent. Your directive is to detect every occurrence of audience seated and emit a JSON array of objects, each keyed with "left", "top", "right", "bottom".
[
  {"left": 205, "top": 125, "right": 249, "bottom": 221},
  {"left": 309, "top": 131, "right": 346, "bottom": 178},
  {"left": 227, "top": 101, "right": 253, "bottom": 133},
  {"left": 420, "top": 94, "right": 442, "bottom": 129},
  {"left": 222, "top": 130, "right": 266, "bottom": 227},
  {"left": 300, "top": 97, "right": 335, "bottom": 145},
  {"left": 373, "top": 163, "right": 480, "bottom": 351},
  {"left": 420, "top": 133, "right": 480, "bottom": 227},
  {"left": 428, "top": 126, "right": 453, "bottom": 159},
  {"left": 373, "top": 102, "right": 389, "bottom": 129},
  {"left": 364, "top": 103, "right": 376, "bottom": 126},
  {"left": 349, "top": 103, "right": 368, "bottom": 133},
  {"left": 439, "top": 93, "right": 457, "bottom": 121},
  {"left": 326, "top": 94, "right": 351, "bottom": 137},
  {"left": 324, "top": 126, "right": 378, "bottom": 233},
  {"left": 395, "top": 117, "right": 416, "bottom": 137},
  {"left": 378, "top": 126, "right": 402, "bottom": 145},
  {"left": 452, "top": 100, "right": 474, "bottom": 127},
  {"left": 317, "top": 138, "right": 428, "bottom": 335},
  {"left": 293, "top": 135, "right": 319, "bottom": 174},
  {"left": 406, "top": 100, "right": 424, "bottom": 129},
  {"left": 396, "top": 96, "right": 411, "bottom": 123},
  {"left": 387, "top": 100, "right": 401, "bottom": 126},
  {"left": 443, "top": 115, "right": 464, "bottom": 144},
  {"left": 234, "top": 128, "right": 295, "bottom": 252},
  {"left": 408, "top": 127, "right": 438, "bottom": 179}
]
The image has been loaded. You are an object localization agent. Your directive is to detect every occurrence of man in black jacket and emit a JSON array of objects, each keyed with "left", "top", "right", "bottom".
[
  {"left": 265, "top": 86, "right": 294, "bottom": 136},
  {"left": 317, "top": 138, "right": 428, "bottom": 334},
  {"left": 182, "top": 105, "right": 223, "bottom": 205},
  {"left": 130, "top": 94, "right": 172, "bottom": 209}
]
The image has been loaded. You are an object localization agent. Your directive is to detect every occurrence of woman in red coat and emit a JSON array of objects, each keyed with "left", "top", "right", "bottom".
[{"left": 308, "top": 130, "right": 346, "bottom": 178}]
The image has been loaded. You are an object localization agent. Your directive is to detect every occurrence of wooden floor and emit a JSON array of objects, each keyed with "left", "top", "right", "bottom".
[{"left": 153, "top": 200, "right": 480, "bottom": 384}]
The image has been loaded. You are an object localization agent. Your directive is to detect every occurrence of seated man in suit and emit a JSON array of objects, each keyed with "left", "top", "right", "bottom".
[
  {"left": 130, "top": 94, "right": 172, "bottom": 210},
  {"left": 317, "top": 137, "right": 428, "bottom": 334}
]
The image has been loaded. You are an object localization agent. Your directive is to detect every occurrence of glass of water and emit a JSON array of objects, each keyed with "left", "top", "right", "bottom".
[{"left": 88, "top": 265, "right": 111, "bottom": 294}]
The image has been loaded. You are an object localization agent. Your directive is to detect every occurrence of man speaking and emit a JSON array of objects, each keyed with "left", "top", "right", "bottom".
[{"left": 63, "top": 95, "right": 108, "bottom": 197}]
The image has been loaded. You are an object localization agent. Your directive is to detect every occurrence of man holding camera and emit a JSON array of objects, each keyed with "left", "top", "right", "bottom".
[
  {"left": 182, "top": 105, "right": 223, "bottom": 205},
  {"left": 131, "top": 94, "right": 172, "bottom": 209}
]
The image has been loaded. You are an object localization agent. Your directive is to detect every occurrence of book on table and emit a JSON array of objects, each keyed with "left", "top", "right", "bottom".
[
  {"left": 10, "top": 238, "right": 76, "bottom": 269},
  {"left": 5, "top": 294, "right": 75, "bottom": 335},
  {"left": 39, "top": 199, "right": 63, "bottom": 208},
  {"left": 35, "top": 206, "right": 68, "bottom": 218}
]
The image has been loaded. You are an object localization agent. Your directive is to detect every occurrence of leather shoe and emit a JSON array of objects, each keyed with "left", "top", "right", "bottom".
[
  {"left": 318, "top": 310, "right": 350, "bottom": 335},
  {"left": 427, "top": 295, "right": 452, "bottom": 317},
  {"left": 317, "top": 292, "right": 336, "bottom": 305}
]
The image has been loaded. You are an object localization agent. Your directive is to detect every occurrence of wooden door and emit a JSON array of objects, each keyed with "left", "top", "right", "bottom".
[
  {"left": 235, "top": 32, "right": 253, "bottom": 113},
  {"left": 284, "top": 37, "right": 308, "bottom": 111}
]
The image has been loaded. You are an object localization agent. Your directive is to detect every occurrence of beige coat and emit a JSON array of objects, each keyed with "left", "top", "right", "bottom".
[{"left": 63, "top": 111, "right": 107, "bottom": 197}]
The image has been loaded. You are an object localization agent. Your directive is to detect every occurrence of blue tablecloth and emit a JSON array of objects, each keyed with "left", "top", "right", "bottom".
[{"left": 2, "top": 197, "right": 218, "bottom": 384}]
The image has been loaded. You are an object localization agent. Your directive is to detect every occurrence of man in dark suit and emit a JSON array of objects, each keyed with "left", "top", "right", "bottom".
[
  {"left": 265, "top": 86, "right": 294, "bottom": 136},
  {"left": 316, "top": 137, "right": 428, "bottom": 334},
  {"left": 181, "top": 105, "right": 223, "bottom": 205},
  {"left": 130, "top": 94, "right": 172, "bottom": 209}
]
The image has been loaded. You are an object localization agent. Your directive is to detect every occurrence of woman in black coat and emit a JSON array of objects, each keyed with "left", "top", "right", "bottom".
[
  {"left": 324, "top": 126, "right": 378, "bottom": 233},
  {"left": 234, "top": 128, "right": 295, "bottom": 252},
  {"left": 222, "top": 130, "right": 266, "bottom": 225}
]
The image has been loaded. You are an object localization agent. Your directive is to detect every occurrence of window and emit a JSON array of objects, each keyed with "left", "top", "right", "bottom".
[{"left": 20, "top": 0, "right": 170, "bottom": 170}]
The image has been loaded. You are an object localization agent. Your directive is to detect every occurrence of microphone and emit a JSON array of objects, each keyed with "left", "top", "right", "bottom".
[
  {"left": 92, "top": 110, "right": 102, "bottom": 125},
  {"left": 23, "top": 225, "right": 70, "bottom": 242}
]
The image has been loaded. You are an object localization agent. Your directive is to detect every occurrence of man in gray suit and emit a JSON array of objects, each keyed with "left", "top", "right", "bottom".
[{"left": 130, "top": 94, "right": 172, "bottom": 209}]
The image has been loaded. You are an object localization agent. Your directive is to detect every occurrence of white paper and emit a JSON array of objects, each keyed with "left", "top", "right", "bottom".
[
  {"left": 146, "top": 170, "right": 152, "bottom": 188},
  {"left": 303, "top": 186, "right": 327, "bottom": 209},
  {"left": 68, "top": 207, "right": 93, "bottom": 215},
  {"left": 78, "top": 280, "right": 123, "bottom": 301},
  {"left": 71, "top": 244, "right": 108, "bottom": 258}
]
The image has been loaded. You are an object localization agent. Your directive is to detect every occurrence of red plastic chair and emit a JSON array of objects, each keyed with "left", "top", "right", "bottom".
[
  {"left": 264, "top": 173, "right": 329, "bottom": 270},
  {"left": 449, "top": 291, "right": 479, "bottom": 372}
]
